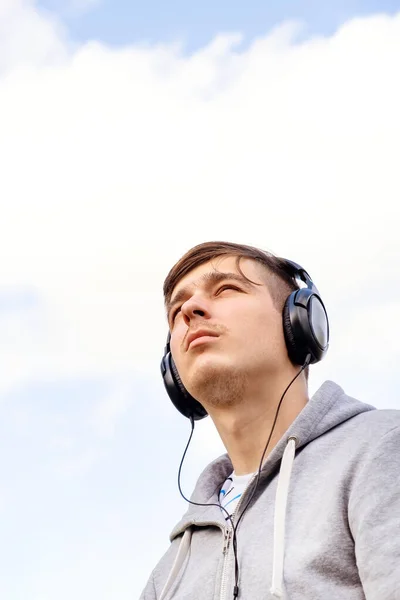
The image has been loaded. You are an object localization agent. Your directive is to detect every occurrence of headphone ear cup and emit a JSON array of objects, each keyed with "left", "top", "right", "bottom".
[
  {"left": 283, "top": 289, "right": 329, "bottom": 365},
  {"left": 283, "top": 295, "right": 303, "bottom": 365},
  {"left": 170, "top": 355, "right": 188, "bottom": 397},
  {"left": 160, "top": 349, "right": 208, "bottom": 421}
]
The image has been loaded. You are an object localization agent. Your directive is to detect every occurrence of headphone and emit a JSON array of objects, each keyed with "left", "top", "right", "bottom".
[{"left": 160, "top": 258, "right": 329, "bottom": 421}]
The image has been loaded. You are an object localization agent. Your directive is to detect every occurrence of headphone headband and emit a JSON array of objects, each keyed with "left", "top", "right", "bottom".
[{"left": 279, "top": 259, "right": 320, "bottom": 296}]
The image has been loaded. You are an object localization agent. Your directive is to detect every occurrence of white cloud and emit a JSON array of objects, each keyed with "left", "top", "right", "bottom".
[
  {"left": 0, "top": 0, "right": 68, "bottom": 74},
  {"left": 0, "top": 5, "right": 399, "bottom": 402},
  {"left": 55, "top": 445, "right": 103, "bottom": 477},
  {"left": 91, "top": 376, "right": 136, "bottom": 439}
]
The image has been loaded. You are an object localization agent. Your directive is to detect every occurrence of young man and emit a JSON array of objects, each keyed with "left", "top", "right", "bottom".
[{"left": 140, "top": 241, "right": 400, "bottom": 600}]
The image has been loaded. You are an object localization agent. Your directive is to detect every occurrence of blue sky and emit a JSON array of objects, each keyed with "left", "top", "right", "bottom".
[
  {"left": 1, "top": 1, "right": 400, "bottom": 598},
  {"left": 40, "top": 0, "right": 400, "bottom": 51}
]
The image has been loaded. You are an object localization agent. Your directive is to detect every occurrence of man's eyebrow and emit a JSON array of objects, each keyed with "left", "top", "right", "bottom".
[{"left": 166, "top": 271, "right": 253, "bottom": 318}]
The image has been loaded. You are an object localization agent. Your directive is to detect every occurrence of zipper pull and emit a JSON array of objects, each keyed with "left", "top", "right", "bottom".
[{"left": 222, "top": 528, "right": 232, "bottom": 555}]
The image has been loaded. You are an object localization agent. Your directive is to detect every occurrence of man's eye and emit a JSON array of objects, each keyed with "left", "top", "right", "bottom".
[
  {"left": 171, "top": 307, "right": 181, "bottom": 322},
  {"left": 217, "top": 285, "right": 239, "bottom": 294}
]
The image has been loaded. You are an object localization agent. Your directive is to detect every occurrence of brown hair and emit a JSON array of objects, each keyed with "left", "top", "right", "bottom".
[{"left": 163, "top": 241, "right": 309, "bottom": 381}]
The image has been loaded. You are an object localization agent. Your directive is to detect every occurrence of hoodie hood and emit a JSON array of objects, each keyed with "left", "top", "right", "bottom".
[{"left": 170, "top": 380, "right": 375, "bottom": 540}]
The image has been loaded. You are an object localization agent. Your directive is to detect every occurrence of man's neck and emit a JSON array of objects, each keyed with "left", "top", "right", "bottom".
[{"left": 207, "top": 374, "right": 309, "bottom": 475}]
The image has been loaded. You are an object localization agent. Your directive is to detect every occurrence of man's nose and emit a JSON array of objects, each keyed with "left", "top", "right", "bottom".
[{"left": 181, "top": 295, "right": 211, "bottom": 325}]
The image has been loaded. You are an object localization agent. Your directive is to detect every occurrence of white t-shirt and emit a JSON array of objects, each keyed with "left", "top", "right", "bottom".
[{"left": 219, "top": 471, "right": 255, "bottom": 522}]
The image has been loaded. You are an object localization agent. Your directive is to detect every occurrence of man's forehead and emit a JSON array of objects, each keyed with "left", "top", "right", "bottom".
[{"left": 171, "top": 255, "right": 263, "bottom": 296}]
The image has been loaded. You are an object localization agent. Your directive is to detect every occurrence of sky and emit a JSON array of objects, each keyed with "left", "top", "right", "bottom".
[
  {"left": 0, "top": 0, "right": 400, "bottom": 598},
  {"left": 37, "top": 0, "right": 400, "bottom": 50}
]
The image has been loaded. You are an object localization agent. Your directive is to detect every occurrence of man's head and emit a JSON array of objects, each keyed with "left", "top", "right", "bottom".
[{"left": 163, "top": 241, "right": 309, "bottom": 410}]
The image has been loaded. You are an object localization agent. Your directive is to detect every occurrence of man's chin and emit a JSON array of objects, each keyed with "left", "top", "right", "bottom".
[
  {"left": 186, "top": 361, "right": 246, "bottom": 408},
  {"left": 188, "top": 355, "right": 230, "bottom": 384}
]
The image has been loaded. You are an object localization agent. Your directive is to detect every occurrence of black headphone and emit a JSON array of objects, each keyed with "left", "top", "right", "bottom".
[{"left": 160, "top": 258, "right": 329, "bottom": 420}]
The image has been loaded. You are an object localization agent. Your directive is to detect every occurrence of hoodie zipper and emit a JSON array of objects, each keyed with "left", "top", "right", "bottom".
[
  {"left": 222, "top": 527, "right": 232, "bottom": 555},
  {"left": 219, "top": 528, "right": 233, "bottom": 600},
  {"left": 219, "top": 473, "right": 258, "bottom": 600}
]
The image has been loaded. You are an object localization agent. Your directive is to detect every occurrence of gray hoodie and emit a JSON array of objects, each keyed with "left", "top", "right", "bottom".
[{"left": 139, "top": 381, "right": 400, "bottom": 599}]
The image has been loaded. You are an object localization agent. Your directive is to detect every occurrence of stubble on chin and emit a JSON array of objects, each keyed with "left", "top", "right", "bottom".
[{"left": 188, "top": 362, "right": 249, "bottom": 409}]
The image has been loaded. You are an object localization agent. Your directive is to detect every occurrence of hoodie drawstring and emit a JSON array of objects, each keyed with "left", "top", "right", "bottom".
[
  {"left": 160, "top": 437, "right": 297, "bottom": 600},
  {"left": 159, "top": 528, "right": 192, "bottom": 600},
  {"left": 270, "top": 437, "right": 297, "bottom": 598}
]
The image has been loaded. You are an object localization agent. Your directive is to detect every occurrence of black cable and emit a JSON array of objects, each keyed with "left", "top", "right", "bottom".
[
  {"left": 177, "top": 354, "right": 311, "bottom": 599},
  {"left": 178, "top": 416, "right": 235, "bottom": 531},
  {"left": 231, "top": 355, "right": 311, "bottom": 597}
]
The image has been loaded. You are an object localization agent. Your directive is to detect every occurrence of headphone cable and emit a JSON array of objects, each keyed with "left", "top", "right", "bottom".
[{"left": 177, "top": 355, "right": 311, "bottom": 599}]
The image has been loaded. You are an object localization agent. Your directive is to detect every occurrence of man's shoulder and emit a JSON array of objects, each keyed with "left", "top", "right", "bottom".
[
  {"left": 337, "top": 406, "right": 400, "bottom": 448},
  {"left": 350, "top": 406, "right": 400, "bottom": 430}
]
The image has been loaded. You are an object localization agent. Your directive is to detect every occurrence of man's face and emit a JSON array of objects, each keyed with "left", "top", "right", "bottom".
[{"left": 167, "top": 255, "right": 290, "bottom": 407}]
